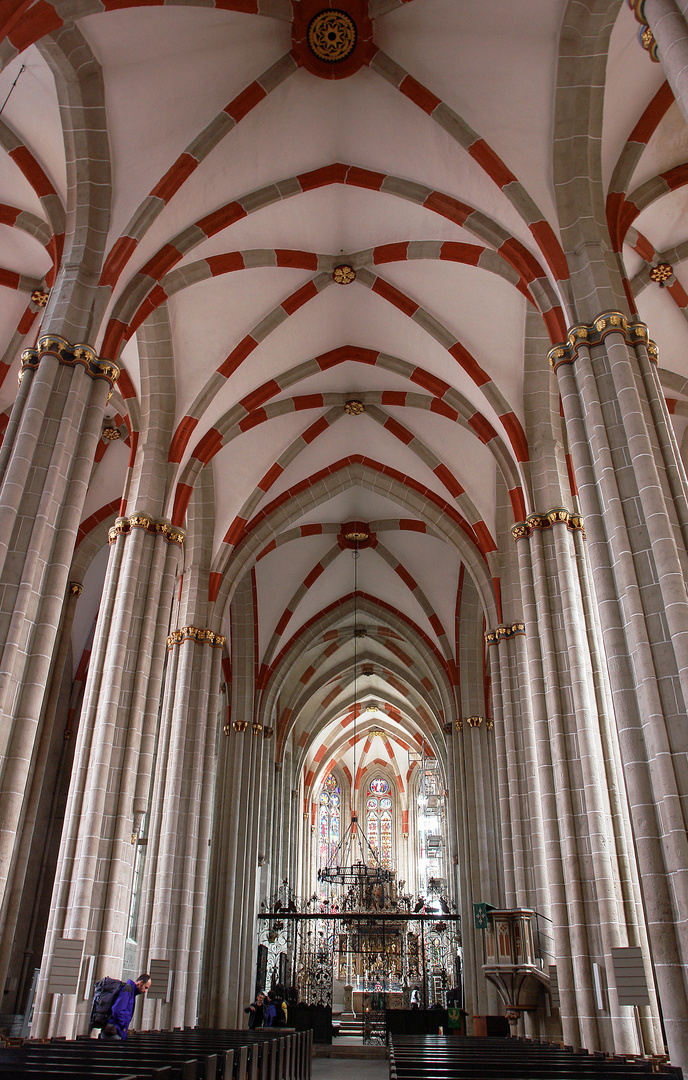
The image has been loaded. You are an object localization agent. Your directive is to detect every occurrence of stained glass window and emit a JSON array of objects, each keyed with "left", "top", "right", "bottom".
[
  {"left": 366, "top": 777, "right": 393, "bottom": 868},
  {"left": 370, "top": 777, "right": 389, "bottom": 795},
  {"left": 319, "top": 773, "right": 340, "bottom": 869}
]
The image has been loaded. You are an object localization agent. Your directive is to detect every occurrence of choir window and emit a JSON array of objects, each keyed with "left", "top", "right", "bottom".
[
  {"left": 366, "top": 776, "right": 393, "bottom": 868},
  {"left": 318, "top": 773, "right": 341, "bottom": 869}
]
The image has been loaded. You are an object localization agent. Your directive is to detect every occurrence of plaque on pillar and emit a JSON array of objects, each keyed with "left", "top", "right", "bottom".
[
  {"left": 548, "top": 965, "right": 559, "bottom": 1008},
  {"left": 147, "top": 958, "right": 171, "bottom": 1001},
  {"left": 47, "top": 938, "right": 84, "bottom": 994},
  {"left": 611, "top": 947, "right": 651, "bottom": 1006}
]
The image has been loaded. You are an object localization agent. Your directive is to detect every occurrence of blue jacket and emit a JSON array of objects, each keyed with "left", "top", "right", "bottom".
[{"left": 110, "top": 980, "right": 138, "bottom": 1040}]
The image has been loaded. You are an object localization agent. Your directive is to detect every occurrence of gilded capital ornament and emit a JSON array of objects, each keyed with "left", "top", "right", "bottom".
[
  {"left": 252, "top": 721, "right": 263, "bottom": 735},
  {"left": 20, "top": 334, "right": 120, "bottom": 390},
  {"left": 110, "top": 514, "right": 185, "bottom": 547},
  {"left": 466, "top": 716, "right": 483, "bottom": 728},
  {"left": 511, "top": 509, "right": 585, "bottom": 544},
  {"left": 548, "top": 313, "right": 657, "bottom": 370},
  {"left": 167, "top": 625, "right": 225, "bottom": 649},
  {"left": 31, "top": 288, "right": 49, "bottom": 308},
  {"left": 627, "top": 0, "right": 659, "bottom": 60},
  {"left": 69, "top": 581, "right": 83, "bottom": 597},
  {"left": 233, "top": 720, "right": 248, "bottom": 733},
  {"left": 484, "top": 623, "right": 526, "bottom": 646},
  {"left": 263, "top": 726, "right": 274, "bottom": 739}
]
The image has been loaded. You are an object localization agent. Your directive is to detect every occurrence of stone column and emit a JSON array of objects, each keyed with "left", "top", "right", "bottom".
[
  {"left": 551, "top": 314, "right": 688, "bottom": 1064},
  {"left": 514, "top": 507, "right": 662, "bottom": 1055},
  {"left": 487, "top": 625, "right": 549, "bottom": 914},
  {"left": 259, "top": 729, "right": 276, "bottom": 901},
  {"left": 270, "top": 762, "right": 285, "bottom": 896},
  {"left": 0, "top": 340, "right": 117, "bottom": 1002},
  {"left": 137, "top": 624, "right": 224, "bottom": 1029},
  {"left": 630, "top": 0, "right": 688, "bottom": 126},
  {"left": 31, "top": 514, "right": 183, "bottom": 1037},
  {"left": 0, "top": 579, "right": 84, "bottom": 1014},
  {"left": 442, "top": 721, "right": 461, "bottom": 908},
  {"left": 202, "top": 572, "right": 263, "bottom": 1027}
]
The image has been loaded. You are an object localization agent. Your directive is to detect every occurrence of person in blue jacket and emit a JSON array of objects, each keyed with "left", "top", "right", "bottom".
[
  {"left": 101, "top": 973, "right": 151, "bottom": 1040},
  {"left": 264, "top": 990, "right": 278, "bottom": 1027}
]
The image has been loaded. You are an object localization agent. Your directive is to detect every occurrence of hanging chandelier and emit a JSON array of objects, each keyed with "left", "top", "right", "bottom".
[{"left": 318, "top": 534, "right": 392, "bottom": 889}]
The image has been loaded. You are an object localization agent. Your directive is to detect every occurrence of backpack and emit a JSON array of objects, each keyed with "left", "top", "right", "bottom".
[{"left": 88, "top": 977, "right": 130, "bottom": 1031}]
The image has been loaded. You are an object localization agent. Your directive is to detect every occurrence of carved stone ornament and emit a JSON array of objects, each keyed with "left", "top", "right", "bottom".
[
  {"left": 167, "top": 626, "right": 226, "bottom": 649},
  {"left": 511, "top": 508, "right": 585, "bottom": 544},
  {"left": 252, "top": 721, "right": 263, "bottom": 735},
  {"left": 548, "top": 312, "right": 657, "bottom": 370},
  {"left": 484, "top": 623, "right": 526, "bottom": 646},
  {"left": 31, "top": 288, "right": 49, "bottom": 308},
  {"left": 233, "top": 720, "right": 248, "bottom": 733},
  {"left": 334, "top": 264, "right": 356, "bottom": 284},
  {"left": 308, "top": 10, "right": 357, "bottom": 62},
  {"left": 650, "top": 263, "right": 673, "bottom": 285},
  {"left": 20, "top": 334, "right": 119, "bottom": 390},
  {"left": 263, "top": 726, "right": 274, "bottom": 739},
  {"left": 344, "top": 399, "right": 364, "bottom": 415},
  {"left": 466, "top": 716, "right": 483, "bottom": 728},
  {"left": 102, "top": 425, "right": 121, "bottom": 441},
  {"left": 69, "top": 581, "right": 83, "bottom": 597},
  {"left": 627, "top": 0, "right": 659, "bottom": 61},
  {"left": 109, "top": 514, "right": 185, "bottom": 547}
]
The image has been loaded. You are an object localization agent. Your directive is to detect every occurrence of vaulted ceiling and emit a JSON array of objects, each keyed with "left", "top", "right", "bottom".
[{"left": 1, "top": 0, "right": 687, "bottom": 792}]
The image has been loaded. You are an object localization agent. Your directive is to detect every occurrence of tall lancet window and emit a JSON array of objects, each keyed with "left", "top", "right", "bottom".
[
  {"left": 366, "top": 776, "right": 393, "bottom": 867},
  {"left": 319, "top": 773, "right": 341, "bottom": 869}
]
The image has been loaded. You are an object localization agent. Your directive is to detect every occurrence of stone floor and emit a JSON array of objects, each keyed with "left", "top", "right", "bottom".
[{"left": 312, "top": 1056, "right": 389, "bottom": 1079}]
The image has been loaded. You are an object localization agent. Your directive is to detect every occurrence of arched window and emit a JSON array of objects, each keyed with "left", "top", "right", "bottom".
[
  {"left": 366, "top": 776, "right": 393, "bottom": 868},
  {"left": 318, "top": 773, "right": 341, "bottom": 869}
]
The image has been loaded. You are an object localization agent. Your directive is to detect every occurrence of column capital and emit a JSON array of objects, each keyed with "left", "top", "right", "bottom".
[
  {"left": 21, "top": 334, "right": 120, "bottom": 390},
  {"left": 511, "top": 508, "right": 585, "bottom": 543},
  {"left": 109, "top": 514, "right": 185, "bottom": 547},
  {"left": 68, "top": 581, "right": 83, "bottom": 597},
  {"left": 627, "top": 0, "right": 660, "bottom": 60},
  {"left": 548, "top": 312, "right": 657, "bottom": 371},
  {"left": 484, "top": 623, "right": 526, "bottom": 646},
  {"left": 166, "top": 626, "right": 225, "bottom": 649}
]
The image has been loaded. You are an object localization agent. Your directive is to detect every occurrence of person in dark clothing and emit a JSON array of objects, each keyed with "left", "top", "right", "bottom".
[
  {"left": 100, "top": 974, "right": 151, "bottom": 1040},
  {"left": 245, "top": 991, "right": 266, "bottom": 1029},
  {"left": 264, "top": 990, "right": 278, "bottom": 1027}
]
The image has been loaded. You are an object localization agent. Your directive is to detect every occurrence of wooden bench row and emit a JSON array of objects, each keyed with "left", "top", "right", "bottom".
[
  {"left": 389, "top": 1035, "right": 682, "bottom": 1080},
  {"left": 0, "top": 1026, "right": 312, "bottom": 1080}
]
